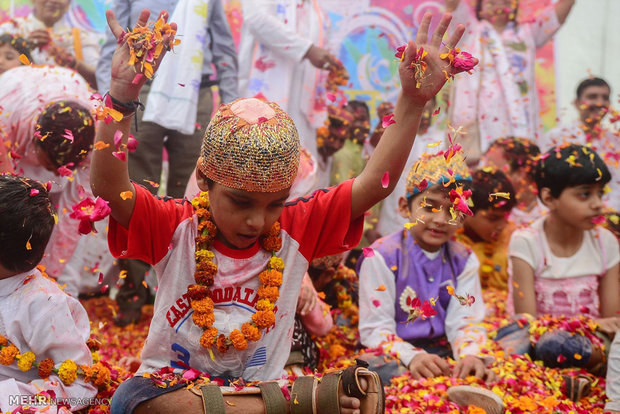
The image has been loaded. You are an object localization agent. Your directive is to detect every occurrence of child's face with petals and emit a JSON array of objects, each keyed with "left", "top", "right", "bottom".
[
  {"left": 202, "top": 179, "right": 290, "bottom": 250},
  {"left": 0, "top": 43, "right": 21, "bottom": 75},
  {"left": 541, "top": 183, "right": 606, "bottom": 231},
  {"left": 399, "top": 186, "right": 464, "bottom": 252},
  {"left": 464, "top": 208, "right": 510, "bottom": 242}
]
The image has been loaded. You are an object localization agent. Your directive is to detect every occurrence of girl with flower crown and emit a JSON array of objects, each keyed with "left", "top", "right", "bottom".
[{"left": 91, "top": 7, "right": 475, "bottom": 414}]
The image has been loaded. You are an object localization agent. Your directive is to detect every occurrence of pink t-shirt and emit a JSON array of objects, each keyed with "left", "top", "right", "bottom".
[{"left": 108, "top": 179, "right": 362, "bottom": 381}]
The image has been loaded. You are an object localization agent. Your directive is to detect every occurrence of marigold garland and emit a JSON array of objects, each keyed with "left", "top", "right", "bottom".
[
  {"left": 188, "top": 191, "right": 283, "bottom": 353},
  {"left": 0, "top": 334, "right": 111, "bottom": 389}
]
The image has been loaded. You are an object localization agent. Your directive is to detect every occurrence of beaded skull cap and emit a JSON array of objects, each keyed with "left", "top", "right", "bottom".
[
  {"left": 405, "top": 150, "right": 471, "bottom": 199},
  {"left": 200, "top": 98, "right": 300, "bottom": 192}
]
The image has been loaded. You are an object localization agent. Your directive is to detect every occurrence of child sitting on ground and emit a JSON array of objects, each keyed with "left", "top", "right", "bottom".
[
  {"left": 358, "top": 150, "right": 493, "bottom": 381},
  {"left": 481, "top": 137, "right": 543, "bottom": 228},
  {"left": 0, "top": 175, "right": 96, "bottom": 412},
  {"left": 0, "top": 34, "right": 32, "bottom": 75},
  {"left": 500, "top": 144, "right": 620, "bottom": 376},
  {"left": 456, "top": 168, "right": 516, "bottom": 290},
  {"left": 94, "top": 8, "right": 473, "bottom": 414}
]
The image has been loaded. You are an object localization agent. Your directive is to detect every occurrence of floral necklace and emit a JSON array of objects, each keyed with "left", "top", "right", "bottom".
[
  {"left": 0, "top": 334, "right": 110, "bottom": 388},
  {"left": 188, "top": 192, "right": 284, "bottom": 353}
]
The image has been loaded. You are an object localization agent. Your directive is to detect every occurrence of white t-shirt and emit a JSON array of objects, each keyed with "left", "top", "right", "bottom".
[
  {"left": 508, "top": 216, "right": 619, "bottom": 317},
  {"left": 606, "top": 332, "right": 620, "bottom": 412},
  {"left": 358, "top": 243, "right": 487, "bottom": 367},
  {"left": 0, "top": 269, "right": 95, "bottom": 412},
  {"left": 108, "top": 180, "right": 363, "bottom": 381}
]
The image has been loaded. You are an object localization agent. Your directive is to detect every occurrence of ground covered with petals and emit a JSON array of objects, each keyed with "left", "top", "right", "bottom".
[{"left": 82, "top": 289, "right": 609, "bottom": 413}]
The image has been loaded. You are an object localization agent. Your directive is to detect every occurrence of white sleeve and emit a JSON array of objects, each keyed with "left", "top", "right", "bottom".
[
  {"left": 445, "top": 254, "right": 491, "bottom": 362},
  {"left": 358, "top": 251, "right": 425, "bottom": 367},
  {"left": 606, "top": 333, "right": 620, "bottom": 412},
  {"left": 10, "top": 289, "right": 96, "bottom": 410},
  {"left": 240, "top": 0, "right": 313, "bottom": 63},
  {"left": 79, "top": 30, "right": 101, "bottom": 64},
  {"left": 525, "top": 6, "right": 561, "bottom": 49},
  {"left": 508, "top": 228, "right": 538, "bottom": 271}
]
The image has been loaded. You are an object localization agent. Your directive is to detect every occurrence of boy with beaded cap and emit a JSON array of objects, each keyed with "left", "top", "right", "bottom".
[{"left": 93, "top": 8, "right": 474, "bottom": 414}]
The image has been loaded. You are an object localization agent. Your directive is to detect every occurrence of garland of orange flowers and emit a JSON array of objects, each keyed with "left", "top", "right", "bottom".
[
  {"left": 331, "top": 264, "right": 359, "bottom": 325},
  {"left": 188, "top": 192, "right": 283, "bottom": 353},
  {"left": 0, "top": 334, "right": 110, "bottom": 389}
]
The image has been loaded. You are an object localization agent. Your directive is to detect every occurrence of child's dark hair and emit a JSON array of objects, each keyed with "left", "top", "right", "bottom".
[
  {"left": 576, "top": 77, "right": 610, "bottom": 101},
  {"left": 535, "top": 144, "right": 611, "bottom": 199},
  {"left": 0, "top": 175, "right": 55, "bottom": 273},
  {"left": 34, "top": 101, "right": 95, "bottom": 169},
  {"left": 487, "top": 137, "right": 540, "bottom": 181},
  {"left": 0, "top": 33, "right": 32, "bottom": 63},
  {"left": 345, "top": 100, "right": 370, "bottom": 120},
  {"left": 470, "top": 168, "right": 516, "bottom": 213}
]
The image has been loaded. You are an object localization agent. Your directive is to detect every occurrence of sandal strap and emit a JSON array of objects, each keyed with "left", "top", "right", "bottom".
[
  {"left": 258, "top": 381, "right": 288, "bottom": 414},
  {"left": 291, "top": 376, "right": 318, "bottom": 414},
  {"left": 341, "top": 359, "right": 371, "bottom": 399},
  {"left": 200, "top": 383, "right": 227, "bottom": 414},
  {"left": 317, "top": 371, "right": 342, "bottom": 414}
]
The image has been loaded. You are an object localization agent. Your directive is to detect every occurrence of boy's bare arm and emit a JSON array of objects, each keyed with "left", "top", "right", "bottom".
[
  {"left": 351, "top": 13, "right": 471, "bottom": 220},
  {"left": 90, "top": 9, "right": 176, "bottom": 228}
]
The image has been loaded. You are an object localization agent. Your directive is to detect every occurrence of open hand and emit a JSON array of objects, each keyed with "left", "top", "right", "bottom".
[
  {"left": 106, "top": 9, "right": 177, "bottom": 101},
  {"left": 596, "top": 316, "right": 620, "bottom": 337},
  {"left": 408, "top": 352, "right": 451, "bottom": 379},
  {"left": 305, "top": 44, "right": 339, "bottom": 70},
  {"left": 453, "top": 355, "right": 496, "bottom": 382},
  {"left": 297, "top": 279, "right": 318, "bottom": 316},
  {"left": 28, "top": 29, "right": 51, "bottom": 48},
  {"left": 398, "top": 12, "right": 474, "bottom": 107}
]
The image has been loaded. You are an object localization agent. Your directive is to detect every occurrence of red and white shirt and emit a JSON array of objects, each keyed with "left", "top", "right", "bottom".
[{"left": 109, "top": 179, "right": 363, "bottom": 381}]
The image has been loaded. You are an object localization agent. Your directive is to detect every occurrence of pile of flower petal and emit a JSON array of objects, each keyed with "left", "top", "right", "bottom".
[{"left": 81, "top": 297, "right": 153, "bottom": 413}]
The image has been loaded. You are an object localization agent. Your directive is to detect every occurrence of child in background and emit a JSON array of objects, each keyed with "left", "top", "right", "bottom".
[
  {"left": 456, "top": 168, "right": 516, "bottom": 290},
  {"left": 330, "top": 100, "right": 369, "bottom": 186},
  {"left": 0, "top": 175, "right": 96, "bottom": 412},
  {"left": 95, "top": 9, "right": 473, "bottom": 413},
  {"left": 502, "top": 144, "right": 620, "bottom": 374},
  {"left": 0, "top": 34, "right": 32, "bottom": 75},
  {"left": 481, "top": 137, "right": 543, "bottom": 227},
  {"left": 358, "top": 151, "right": 494, "bottom": 383}
]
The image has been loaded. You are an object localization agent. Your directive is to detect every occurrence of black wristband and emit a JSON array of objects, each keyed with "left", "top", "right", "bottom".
[{"left": 105, "top": 93, "right": 144, "bottom": 116}]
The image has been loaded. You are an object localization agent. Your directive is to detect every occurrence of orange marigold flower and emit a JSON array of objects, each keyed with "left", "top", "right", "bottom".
[
  {"left": 267, "top": 222, "right": 281, "bottom": 237},
  {"left": 200, "top": 327, "right": 218, "bottom": 348},
  {"left": 38, "top": 358, "right": 54, "bottom": 378},
  {"left": 0, "top": 335, "right": 7, "bottom": 346},
  {"left": 0, "top": 344, "right": 19, "bottom": 365},
  {"left": 88, "top": 362, "right": 111, "bottom": 388},
  {"left": 241, "top": 322, "right": 261, "bottom": 342},
  {"left": 196, "top": 260, "right": 218, "bottom": 275},
  {"left": 259, "top": 269, "right": 283, "bottom": 287},
  {"left": 216, "top": 334, "right": 228, "bottom": 353},
  {"left": 257, "top": 286, "right": 279, "bottom": 302},
  {"left": 192, "top": 311, "right": 215, "bottom": 328},
  {"left": 191, "top": 297, "right": 214, "bottom": 314},
  {"left": 187, "top": 284, "right": 210, "bottom": 301},
  {"left": 262, "top": 236, "right": 282, "bottom": 252},
  {"left": 230, "top": 329, "right": 248, "bottom": 351},
  {"left": 256, "top": 299, "right": 274, "bottom": 311},
  {"left": 252, "top": 310, "right": 275, "bottom": 329},
  {"left": 195, "top": 208, "right": 210, "bottom": 219}
]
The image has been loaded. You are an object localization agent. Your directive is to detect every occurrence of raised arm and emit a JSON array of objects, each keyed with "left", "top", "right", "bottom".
[
  {"left": 90, "top": 9, "right": 176, "bottom": 228},
  {"left": 555, "top": 0, "right": 576, "bottom": 25},
  {"left": 350, "top": 13, "right": 472, "bottom": 219}
]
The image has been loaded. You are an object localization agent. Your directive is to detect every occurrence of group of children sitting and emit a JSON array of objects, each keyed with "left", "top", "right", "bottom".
[{"left": 0, "top": 8, "right": 619, "bottom": 414}]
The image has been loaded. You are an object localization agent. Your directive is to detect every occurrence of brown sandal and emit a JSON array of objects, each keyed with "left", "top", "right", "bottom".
[
  {"left": 563, "top": 374, "right": 592, "bottom": 402},
  {"left": 447, "top": 385, "right": 505, "bottom": 414}
]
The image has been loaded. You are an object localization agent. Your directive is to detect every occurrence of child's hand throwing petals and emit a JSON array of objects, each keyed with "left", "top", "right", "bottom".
[
  {"left": 398, "top": 12, "right": 475, "bottom": 107},
  {"left": 453, "top": 355, "right": 495, "bottom": 382},
  {"left": 408, "top": 352, "right": 451, "bottom": 379},
  {"left": 106, "top": 9, "right": 177, "bottom": 102}
]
